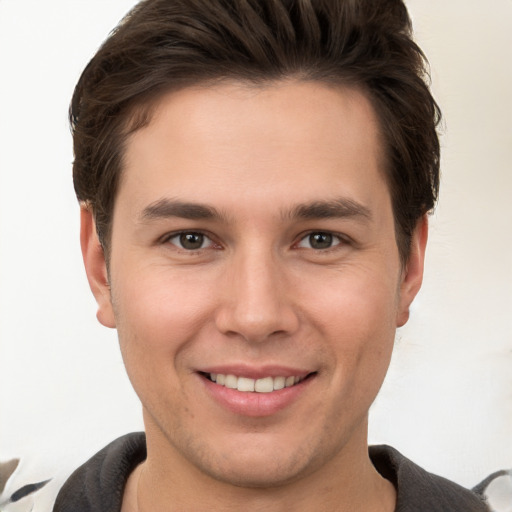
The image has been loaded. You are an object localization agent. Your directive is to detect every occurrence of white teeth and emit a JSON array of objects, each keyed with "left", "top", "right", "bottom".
[
  {"left": 208, "top": 373, "right": 306, "bottom": 393},
  {"left": 285, "top": 376, "right": 295, "bottom": 387},
  {"left": 237, "top": 377, "right": 255, "bottom": 392},
  {"left": 273, "top": 376, "right": 285, "bottom": 390},
  {"left": 254, "top": 377, "right": 274, "bottom": 393},
  {"left": 225, "top": 374, "right": 238, "bottom": 389}
]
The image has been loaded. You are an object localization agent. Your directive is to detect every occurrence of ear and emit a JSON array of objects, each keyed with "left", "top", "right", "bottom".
[
  {"left": 80, "top": 206, "right": 116, "bottom": 328},
  {"left": 396, "top": 215, "right": 429, "bottom": 327}
]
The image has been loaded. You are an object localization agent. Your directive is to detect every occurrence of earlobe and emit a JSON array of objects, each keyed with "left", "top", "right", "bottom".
[
  {"left": 396, "top": 215, "right": 429, "bottom": 327},
  {"left": 80, "top": 206, "right": 116, "bottom": 328}
]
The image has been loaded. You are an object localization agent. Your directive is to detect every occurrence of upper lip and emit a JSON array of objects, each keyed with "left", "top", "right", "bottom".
[{"left": 197, "top": 364, "right": 313, "bottom": 380}]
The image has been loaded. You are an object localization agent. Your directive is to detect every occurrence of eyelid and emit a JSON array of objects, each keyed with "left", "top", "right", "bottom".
[
  {"left": 295, "top": 230, "right": 350, "bottom": 250},
  {"left": 158, "top": 229, "right": 351, "bottom": 251},
  {"left": 160, "top": 230, "right": 220, "bottom": 250}
]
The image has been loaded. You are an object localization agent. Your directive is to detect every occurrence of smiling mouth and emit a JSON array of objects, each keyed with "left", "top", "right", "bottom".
[{"left": 201, "top": 373, "right": 316, "bottom": 393}]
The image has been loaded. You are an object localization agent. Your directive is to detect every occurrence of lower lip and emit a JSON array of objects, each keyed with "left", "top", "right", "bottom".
[{"left": 201, "top": 375, "right": 314, "bottom": 417}]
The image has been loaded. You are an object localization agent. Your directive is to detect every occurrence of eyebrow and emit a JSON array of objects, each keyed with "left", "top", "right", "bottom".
[
  {"left": 139, "top": 197, "right": 371, "bottom": 223},
  {"left": 286, "top": 198, "right": 372, "bottom": 222},
  {"left": 140, "top": 198, "right": 227, "bottom": 222}
]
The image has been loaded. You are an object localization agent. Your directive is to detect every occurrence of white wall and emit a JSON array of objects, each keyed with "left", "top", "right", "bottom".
[{"left": 0, "top": 1, "right": 510, "bottom": 510}]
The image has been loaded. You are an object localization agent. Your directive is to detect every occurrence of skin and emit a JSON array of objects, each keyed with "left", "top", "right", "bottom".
[{"left": 82, "top": 80, "right": 427, "bottom": 511}]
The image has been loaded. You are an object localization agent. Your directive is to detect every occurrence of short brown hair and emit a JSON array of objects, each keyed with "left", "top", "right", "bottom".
[{"left": 71, "top": 0, "right": 441, "bottom": 263}]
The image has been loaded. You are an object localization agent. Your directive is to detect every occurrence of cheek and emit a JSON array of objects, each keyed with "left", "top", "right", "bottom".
[
  {"left": 305, "top": 263, "right": 398, "bottom": 340},
  {"left": 111, "top": 267, "right": 215, "bottom": 375},
  {"left": 304, "top": 267, "right": 398, "bottom": 389}
]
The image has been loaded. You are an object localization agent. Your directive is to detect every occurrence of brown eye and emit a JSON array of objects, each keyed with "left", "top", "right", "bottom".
[
  {"left": 180, "top": 233, "right": 204, "bottom": 250},
  {"left": 297, "top": 232, "right": 344, "bottom": 250},
  {"left": 167, "top": 232, "right": 211, "bottom": 250},
  {"left": 309, "top": 233, "right": 333, "bottom": 249}
]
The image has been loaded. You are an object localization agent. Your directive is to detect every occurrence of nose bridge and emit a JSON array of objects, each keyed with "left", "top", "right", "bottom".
[{"left": 216, "top": 241, "right": 298, "bottom": 343}]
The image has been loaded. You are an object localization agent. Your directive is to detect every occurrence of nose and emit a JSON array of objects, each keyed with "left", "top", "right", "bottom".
[{"left": 214, "top": 248, "right": 300, "bottom": 344}]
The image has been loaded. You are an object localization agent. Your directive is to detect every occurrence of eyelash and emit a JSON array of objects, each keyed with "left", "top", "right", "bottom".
[
  {"left": 162, "top": 231, "right": 218, "bottom": 251},
  {"left": 295, "top": 231, "right": 349, "bottom": 251},
  {"left": 161, "top": 230, "right": 350, "bottom": 252}
]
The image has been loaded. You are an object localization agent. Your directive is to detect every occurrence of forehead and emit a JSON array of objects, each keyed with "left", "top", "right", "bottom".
[{"left": 119, "top": 80, "right": 389, "bottom": 219}]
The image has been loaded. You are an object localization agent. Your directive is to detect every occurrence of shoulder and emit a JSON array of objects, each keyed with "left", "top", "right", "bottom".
[
  {"left": 370, "top": 445, "right": 489, "bottom": 511},
  {"left": 53, "top": 432, "right": 146, "bottom": 512}
]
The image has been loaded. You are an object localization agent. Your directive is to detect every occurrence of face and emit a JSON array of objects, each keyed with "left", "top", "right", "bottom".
[{"left": 82, "top": 80, "right": 426, "bottom": 488}]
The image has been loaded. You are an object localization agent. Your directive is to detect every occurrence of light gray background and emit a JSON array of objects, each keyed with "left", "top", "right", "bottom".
[{"left": 1, "top": 1, "right": 511, "bottom": 510}]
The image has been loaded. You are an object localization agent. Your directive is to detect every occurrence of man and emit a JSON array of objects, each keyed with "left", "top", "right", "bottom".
[{"left": 53, "top": 0, "right": 489, "bottom": 510}]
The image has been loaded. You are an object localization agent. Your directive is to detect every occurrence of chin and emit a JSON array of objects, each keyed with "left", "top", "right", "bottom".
[
  {"left": 175, "top": 428, "right": 320, "bottom": 489},
  {"left": 202, "top": 454, "right": 311, "bottom": 489}
]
